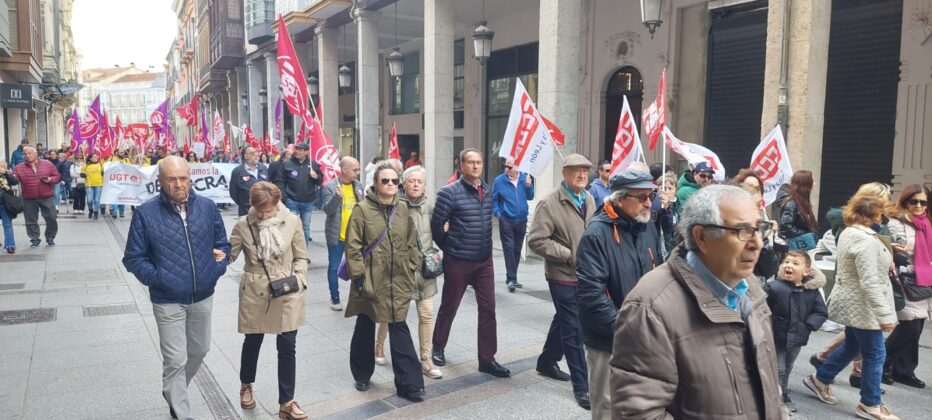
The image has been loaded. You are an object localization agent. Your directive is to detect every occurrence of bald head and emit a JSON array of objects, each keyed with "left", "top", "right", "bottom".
[
  {"left": 340, "top": 156, "right": 361, "bottom": 183},
  {"left": 158, "top": 156, "right": 192, "bottom": 203}
]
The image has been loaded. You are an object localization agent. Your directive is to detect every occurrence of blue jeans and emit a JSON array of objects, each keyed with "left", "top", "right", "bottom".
[
  {"left": 816, "top": 326, "right": 886, "bottom": 406},
  {"left": 110, "top": 204, "right": 125, "bottom": 216},
  {"left": 327, "top": 241, "right": 345, "bottom": 301},
  {"left": 0, "top": 204, "right": 14, "bottom": 249},
  {"left": 285, "top": 198, "right": 313, "bottom": 244},
  {"left": 53, "top": 183, "right": 62, "bottom": 206},
  {"left": 87, "top": 186, "right": 102, "bottom": 212}
]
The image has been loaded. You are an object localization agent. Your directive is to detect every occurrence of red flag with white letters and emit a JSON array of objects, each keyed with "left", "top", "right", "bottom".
[
  {"left": 541, "top": 116, "right": 565, "bottom": 146},
  {"left": 643, "top": 69, "right": 666, "bottom": 150},
  {"left": 276, "top": 15, "right": 313, "bottom": 129},
  {"left": 610, "top": 96, "right": 644, "bottom": 175},
  {"left": 388, "top": 122, "right": 400, "bottom": 159}
]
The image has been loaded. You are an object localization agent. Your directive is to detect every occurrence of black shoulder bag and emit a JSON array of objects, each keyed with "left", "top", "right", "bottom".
[{"left": 249, "top": 224, "right": 300, "bottom": 298}]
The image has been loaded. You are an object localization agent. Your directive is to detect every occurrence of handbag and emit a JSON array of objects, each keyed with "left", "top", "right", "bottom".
[
  {"left": 786, "top": 232, "right": 817, "bottom": 251},
  {"left": 248, "top": 224, "right": 299, "bottom": 298},
  {"left": 889, "top": 269, "right": 907, "bottom": 311},
  {"left": 417, "top": 235, "right": 444, "bottom": 279},
  {"left": 337, "top": 206, "right": 397, "bottom": 281},
  {"left": 899, "top": 271, "right": 932, "bottom": 302},
  {"left": 2, "top": 189, "right": 23, "bottom": 217}
]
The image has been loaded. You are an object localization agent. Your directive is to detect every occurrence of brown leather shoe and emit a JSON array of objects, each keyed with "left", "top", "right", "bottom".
[
  {"left": 240, "top": 383, "right": 256, "bottom": 409},
  {"left": 279, "top": 400, "right": 308, "bottom": 420}
]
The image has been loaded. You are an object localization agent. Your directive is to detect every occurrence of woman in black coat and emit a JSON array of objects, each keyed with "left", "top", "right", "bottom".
[{"left": 780, "top": 170, "right": 819, "bottom": 250}]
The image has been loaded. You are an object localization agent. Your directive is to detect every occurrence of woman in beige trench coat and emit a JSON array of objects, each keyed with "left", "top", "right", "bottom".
[{"left": 228, "top": 182, "right": 309, "bottom": 420}]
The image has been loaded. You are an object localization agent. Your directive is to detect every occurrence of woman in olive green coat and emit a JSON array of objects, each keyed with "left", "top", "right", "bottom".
[
  {"left": 345, "top": 162, "right": 425, "bottom": 402},
  {"left": 374, "top": 165, "right": 442, "bottom": 379}
]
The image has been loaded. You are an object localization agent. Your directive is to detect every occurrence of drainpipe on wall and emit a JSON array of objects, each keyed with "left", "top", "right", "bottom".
[
  {"left": 350, "top": 0, "right": 360, "bottom": 161},
  {"left": 777, "top": 0, "right": 791, "bottom": 134}
]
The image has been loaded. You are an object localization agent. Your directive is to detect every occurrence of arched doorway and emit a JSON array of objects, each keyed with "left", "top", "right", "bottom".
[{"left": 604, "top": 67, "right": 643, "bottom": 161}]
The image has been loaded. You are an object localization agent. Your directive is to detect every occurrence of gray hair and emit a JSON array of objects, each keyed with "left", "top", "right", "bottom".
[
  {"left": 678, "top": 185, "right": 754, "bottom": 252},
  {"left": 605, "top": 188, "right": 628, "bottom": 205},
  {"left": 22, "top": 146, "right": 36, "bottom": 154},
  {"left": 402, "top": 165, "right": 426, "bottom": 183}
]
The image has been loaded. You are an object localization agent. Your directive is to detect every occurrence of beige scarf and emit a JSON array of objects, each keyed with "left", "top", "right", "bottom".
[{"left": 255, "top": 216, "right": 285, "bottom": 261}]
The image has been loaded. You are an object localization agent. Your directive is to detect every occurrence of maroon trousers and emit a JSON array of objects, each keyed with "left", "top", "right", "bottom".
[{"left": 432, "top": 255, "right": 498, "bottom": 364}]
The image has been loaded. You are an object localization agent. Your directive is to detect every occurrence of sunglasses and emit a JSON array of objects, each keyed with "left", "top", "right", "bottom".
[
  {"left": 504, "top": 166, "right": 514, "bottom": 170},
  {"left": 380, "top": 178, "right": 400, "bottom": 186},
  {"left": 908, "top": 199, "right": 928, "bottom": 207},
  {"left": 624, "top": 192, "right": 658, "bottom": 203},
  {"left": 695, "top": 172, "right": 714, "bottom": 180}
]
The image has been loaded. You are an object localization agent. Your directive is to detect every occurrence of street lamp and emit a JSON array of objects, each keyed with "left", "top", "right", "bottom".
[
  {"left": 258, "top": 88, "right": 267, "bottom": 105},
  {"left": 640, "top": 0, "right": 664, "bottom": 38},
  {"left": 387, "top": 48, "right": 405, "bottom": 78},
  {"left": 338, "top": 65, "right": 352, "bottom": 89},
  {"left": 307, "top": 74, "right": 318, "bottom": 96},
  {"left": 472, "top": 23, "right": 494, "bottom": 65}
]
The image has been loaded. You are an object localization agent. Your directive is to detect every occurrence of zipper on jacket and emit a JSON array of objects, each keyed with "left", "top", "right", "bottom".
[
  {"left": 386, "top": 206, "right": 397, "bottom": 323},
  {"left": 180, "top": 214, "right": 199, "bottom": 303},
  {"left": 722, "top": 353, "right": 745, "bottom": 415}
]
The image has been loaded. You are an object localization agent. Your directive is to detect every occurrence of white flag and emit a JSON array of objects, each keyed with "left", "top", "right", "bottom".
[
  {"left": 498, "top": 78, "right": 554, "bottom": 177},
  {"left": 228, "top": 122, "right": 243, "bottom": 141},
  {"left": 750, "top": 125, "right": 794, "bottom": 206},
  {"left": 610, "top": 95, "right": 644, "bottom": 176},
  {"left": 211, "top": 111, "right": 225, "bottom": 147},
  {"left": 663, "top": 126, "right": 726, "bottom": 182}
]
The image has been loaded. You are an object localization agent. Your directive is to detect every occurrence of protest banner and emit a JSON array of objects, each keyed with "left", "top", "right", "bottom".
[
  {"left": 750, "top": 125, "right": 793, "bottom": 206},
  {"left": 101, "top": 162, "right": 238, "bottom": 205}
]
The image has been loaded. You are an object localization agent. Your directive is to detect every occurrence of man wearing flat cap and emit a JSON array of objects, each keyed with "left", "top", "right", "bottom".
[
  {"left": 575, "top": 166, "right": 664, "bottom": 418},
  {"left": 527, "top": 154, "right": 596, "bottom": 410}
]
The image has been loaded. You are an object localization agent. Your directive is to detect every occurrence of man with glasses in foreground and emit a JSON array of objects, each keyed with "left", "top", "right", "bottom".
[
  {"left": 430, "top": 148, "right": 511, "bottom": 378},
  {"left": 575, "top": 167, "right": 664, "bottom": 417},
  {"left": 609, "top": 184, "right": 785, "bottom": 419}
]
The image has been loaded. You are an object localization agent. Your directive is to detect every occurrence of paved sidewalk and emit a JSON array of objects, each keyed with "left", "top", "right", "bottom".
[{"left": 1, "top": 206, "right": 931, "bottom": 419}]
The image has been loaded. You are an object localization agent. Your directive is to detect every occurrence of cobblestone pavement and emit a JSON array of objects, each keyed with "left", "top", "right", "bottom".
[{"left": 1, "top": 207, "right": 931, "bottom": 419}]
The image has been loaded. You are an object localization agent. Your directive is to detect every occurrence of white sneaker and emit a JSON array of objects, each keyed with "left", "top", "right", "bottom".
[
  {"left": 856, "top": 403, "right": 900, "bottom": 420},
  {"left": 422, "top": 360, "right": 442, "bottom": 379}
]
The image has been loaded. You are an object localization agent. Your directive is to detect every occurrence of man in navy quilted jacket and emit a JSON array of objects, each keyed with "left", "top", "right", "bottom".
[
  {"left": 429, "top": 148, "right": 510, "bottom": 378},
  {"left": 123, "top": 156, "right": 231, "bottom": 420}
]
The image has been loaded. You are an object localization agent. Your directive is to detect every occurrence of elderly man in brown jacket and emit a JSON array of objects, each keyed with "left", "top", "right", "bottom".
[
  {"left": 528, "top": 154, "right": 595, "bottom": 411},
  {"left": 610, "top": 185, "right": 787, "bottom": 419}
]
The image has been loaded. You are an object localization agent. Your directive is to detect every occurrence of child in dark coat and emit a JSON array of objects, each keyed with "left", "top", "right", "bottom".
[{"left": 765, "top": 250, "right": 828, "bottom": 412}]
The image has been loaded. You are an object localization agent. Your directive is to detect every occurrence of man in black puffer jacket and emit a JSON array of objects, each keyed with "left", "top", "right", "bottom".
[
  {"left": 430, "top": 148, "right": 510, "bottom": 379},
  {"left": 576, "top": 168, "right": 664, "bottom": 417},
  {"left": 123, "top": 156, "right": 231, "bottom": 420}
]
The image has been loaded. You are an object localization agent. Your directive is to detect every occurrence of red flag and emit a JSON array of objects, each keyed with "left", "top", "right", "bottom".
[
  {"left": 276, "top": 15, "right": 313, "bottom": 129},
  {"left": 317, "top": 97, "right": 323, "bottom": 122},
  {"left": 244, "top": 126, "right": 260, "bottom": 149},
  {"left": 388, "top": 122, "right": 400, "bottom": 159},
  {"left": 610, "top": 96, "right": 644, "bottom": 175},
  {"left": 306, "top": 110, "right": 341, "bottom": 183},
  {"left": 183, "top": 141, "right": 190, "bottom": 156},
  {"left": 222, "top": 132, "right": 231, "bottom": 154},
  {"left": 175, "top": 95, "right": 198, "bottom": 127},
  {"left": 97, "top": 111, "right": 114, "bottom": 157},
  {"left": 643, "top": 69, "right": 667, "bottom": 150},
  {"left": 541, "top": 116, "right": 565, "bottom": 146}
]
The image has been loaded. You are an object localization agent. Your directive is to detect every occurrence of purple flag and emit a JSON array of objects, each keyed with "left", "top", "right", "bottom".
[
  {"left": 150, "top": 99, "right": 170, "bottom": 131},
  {"left": 69, "top": 108, "right": 83, "bottom": 150},
  {"left": 274, "top": 99, "right": 282, "bottom": 142},
  {"left": 80, "top": 96, "right": 102, "bottom": 153}
]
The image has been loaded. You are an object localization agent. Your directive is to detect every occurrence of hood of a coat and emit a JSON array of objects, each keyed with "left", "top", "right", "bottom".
[
  {"left": 678, "top": 172, "right": 698, "bottom": 189},
  {"left": 403, "top": 194, "right": 427, "bottom": 208},
  {"left": 803, "top": 267, "right": 827, "bottom": 290}
]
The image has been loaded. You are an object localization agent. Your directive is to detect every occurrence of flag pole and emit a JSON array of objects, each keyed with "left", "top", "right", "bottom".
[{"left": 548, "top": 135, "right": 566, "bottom": 162}]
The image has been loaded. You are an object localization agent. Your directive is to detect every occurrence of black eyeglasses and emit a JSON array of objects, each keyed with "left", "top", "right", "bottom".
[
  {"left": 504, "top": 166, "right": 514, "bottom": 170},
  {"left": 695, "top": 172, "right": 714, "bottom": 180},
  {"left": 624, "top": 192, "right": 658, "bottom": 203},
  {"left": 380, "top": 178, "right": 400, "bottom": 186},
  {"left": 701, "top": 221, "right": 773, "bottom": 241},
  {"left": 908, "top": 199, "right": 928, "bottom": 207}
]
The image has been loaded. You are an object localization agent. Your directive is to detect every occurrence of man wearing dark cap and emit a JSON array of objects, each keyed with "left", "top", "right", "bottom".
[
  {"left": 275, "top": 142, "right": 322, "bottom": 245},
  {"left": 676, "top": 161, "right": 714, "bottom": 210},
  {"left": 528, "top": 153, "right": 595, "bottom": 410},
  {"left": 575, "top": 167, "right": 664, "bottom": 418}
]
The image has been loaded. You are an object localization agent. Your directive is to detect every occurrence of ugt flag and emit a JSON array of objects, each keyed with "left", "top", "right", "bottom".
[
  {"left": 497, "top": 77, "right": 555, "bottom": 177},
  {"left": 750, "top": 125, "right": 794, "bottom": 206},
  {"left": 663, "top": 126, "right": 726, "bottom": 182},
  {"left": 306, "top": 108, "right": 341, "bottom": 183},
  {"left": 643, "top": 69, "right": 666, "bottom": 150},
  {"left": 176, "top": 95, "right": 198, "bottom": 127},
  {"left": 80, "top": 96, "right": 103, "bottom": 151},
  {"left": 610, "top": 95, "right": 644, "bottom": 176},
  {"left": 69, "top": 109, "right": 83, "bottom": 150},
  {"left": 276, "top": 15, "right": 313, "bottom": 128},
  {"left": 388, "top": 122, "right": 400, "bottom": 159}
]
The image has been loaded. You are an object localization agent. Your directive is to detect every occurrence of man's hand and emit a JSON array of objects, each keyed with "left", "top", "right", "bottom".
[
  {"left": 334, "top": 185, "right": 343, "bottom": 197},
  {"left": 881, "top": 323, "right": 895, "bottom": 333},
  {"left": 213, "top": 249, "right": 226, "bottom": 263},
  {"left": 659, "top": 189, "right": 670, "bottom": 210},
  {"left": 309, "top": 169, "right": 318, "bottom": 179},
  {"left": 525, "top": 174, "right": 532, "bottom": 187},
  {"left": 443, "top": 221, "right": 450, "bottom": 233}
]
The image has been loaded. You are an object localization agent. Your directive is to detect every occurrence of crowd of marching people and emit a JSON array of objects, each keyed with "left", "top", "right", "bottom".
[{"left": 4, "top": 136, "right": 930, "bottom": 420}]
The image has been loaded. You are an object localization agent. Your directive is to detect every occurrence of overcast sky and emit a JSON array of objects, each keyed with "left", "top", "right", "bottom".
[{"left": 72, "top": 0, "right": 177, "bottom": 71}]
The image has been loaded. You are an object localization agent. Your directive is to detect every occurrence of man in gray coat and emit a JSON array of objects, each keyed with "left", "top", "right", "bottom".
[{"left": 320, "top": 156, "right": 362, "bottom": 310}]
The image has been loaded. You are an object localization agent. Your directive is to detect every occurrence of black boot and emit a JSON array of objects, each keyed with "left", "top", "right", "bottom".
[{"left": 93, "top": 211, "right": 99, "bottom": 220}]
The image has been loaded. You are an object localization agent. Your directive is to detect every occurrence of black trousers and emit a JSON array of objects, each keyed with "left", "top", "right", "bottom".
[
  {"left": 538, "top": 282, "right": 589, "bottom": 392},
  {"left": 240, "top": 330, "right": 297, "bottom": 404},
  {"left": 71, "top": 186, "right": 86, "bottom": 211},
  {"left": 238, "top": 205, "right": 250, "bottom": 217},
  {"left": 498, "top": 216, "right": 527, "bottom": 283},
  {"left": 350, "top": 314, "right": 424, "bottom": 394},
  {"left": 884, "top": 318, "right": 925, "bottom": 378}
]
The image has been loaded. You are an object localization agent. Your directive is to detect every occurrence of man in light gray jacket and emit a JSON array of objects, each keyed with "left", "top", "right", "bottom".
[{"left": 320, "top": 157, "right": 363, "bottom": 311}]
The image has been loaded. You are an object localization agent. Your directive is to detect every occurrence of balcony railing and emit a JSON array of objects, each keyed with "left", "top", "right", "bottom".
[{"left": 276, "top": 0, "right": 316, "bottom": 16}]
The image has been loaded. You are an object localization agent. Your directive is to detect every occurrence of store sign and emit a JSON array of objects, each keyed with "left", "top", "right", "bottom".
[{"left": 0, "top": 84, "right": 32, "bottom": 109}]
